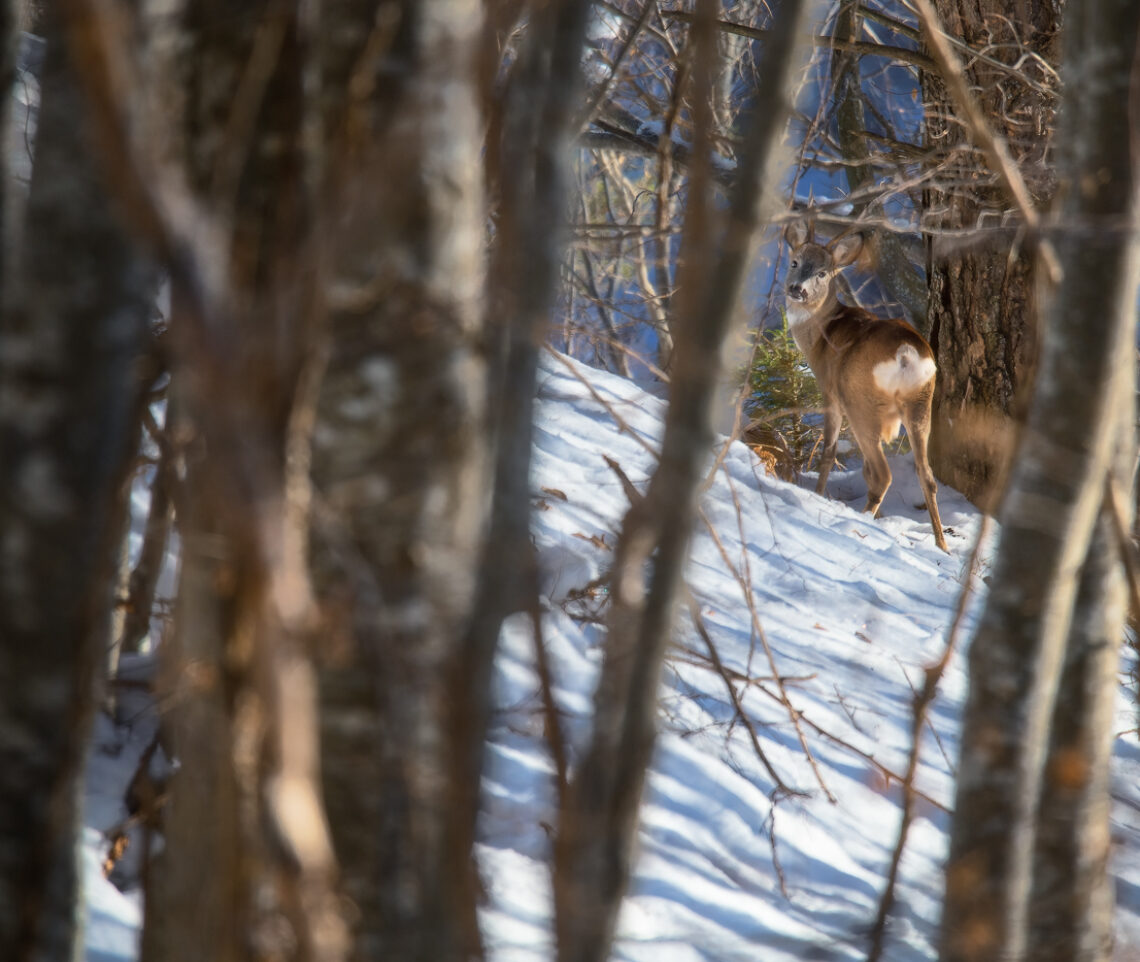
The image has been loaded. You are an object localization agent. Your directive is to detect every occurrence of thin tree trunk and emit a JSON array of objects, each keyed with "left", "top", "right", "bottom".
[
  {"left": 938, "top": 1, "right": 1140, "bottom": 957},
  {"left": 118, "top": 408, "right": 175, "bottom": 657},
  {"left": 0, "top": 7, "right": 150, "bottom": 958},
  {"left": 553, "top": 3, "right": 807, "bottom": 959},
  {"left": 450, "top": 1, "right": 589, "bottom": 954}
]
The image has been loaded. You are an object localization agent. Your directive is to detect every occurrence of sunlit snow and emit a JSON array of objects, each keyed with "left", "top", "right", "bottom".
[{"left": 83, "top": 349, "right": 1140, "bottom": 961}]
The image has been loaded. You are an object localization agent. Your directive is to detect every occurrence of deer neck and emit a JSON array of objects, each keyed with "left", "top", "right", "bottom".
[{"left": 786, "top": 290, "right": 839, "bottom": 356}]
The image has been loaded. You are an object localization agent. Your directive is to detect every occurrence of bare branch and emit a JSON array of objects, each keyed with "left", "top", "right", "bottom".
[{"left": 912, "top": 0, "right": 1060, "bottom": 281}]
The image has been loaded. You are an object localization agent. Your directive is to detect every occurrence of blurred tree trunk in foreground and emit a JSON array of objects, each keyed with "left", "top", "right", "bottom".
[
  {"left": 139, "top": 3, "right": 346, "bottom": 960},
  {"left": 924, "top": 0, "right": 1060, "bottom": 511},
  {"left": 309, "top": 1, "right": 490, "bottom": 959},
  {"left": 938, "top": 0, "right": 1140, "bottom": 958},
  {"left": 553, "top": 2, "right": 808, "bottom": 960},
  {"left": 0, "top": 6, "right": 151, "bottom": 958}
]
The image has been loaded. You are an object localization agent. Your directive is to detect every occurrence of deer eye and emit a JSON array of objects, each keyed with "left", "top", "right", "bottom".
[
  {"left": 790, "top": 259, "right": 798, "bottom": 268},
  {"left": 817, "top": 270, "right": 826, "bottom": 278}
]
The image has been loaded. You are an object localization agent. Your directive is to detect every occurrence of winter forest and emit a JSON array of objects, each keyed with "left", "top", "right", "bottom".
[{"left": 2, "top": 0, "right": 1140, "bottom": 961}]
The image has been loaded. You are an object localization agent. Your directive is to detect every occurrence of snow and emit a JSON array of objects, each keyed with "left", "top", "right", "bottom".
[{"left": 82, "top": 348, "right": 1140, "bottom": 960}]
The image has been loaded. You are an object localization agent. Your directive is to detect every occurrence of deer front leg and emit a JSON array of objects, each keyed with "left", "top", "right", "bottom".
[{"left": 814, "top": 405, "right": 843, "bottom": 496}]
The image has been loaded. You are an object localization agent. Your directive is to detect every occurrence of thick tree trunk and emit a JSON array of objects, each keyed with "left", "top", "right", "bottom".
[
  {"left": 938, "top": 1, "right": 1140, "bottom": 958},
  {"left": 924, "top": 0, "right": 1060, "bottom": 511},
  {"left": 0, "top": 8, "right": 150, "bottom": 958},
  {"left": 140, "top": 4, "right": 346, "bottom": 961},
  {"left": 309, "top": 2, "right": 489, "bottom": 959},
  {"left": 1024, "top": 0, "right": 1140, "bottom": 956}
]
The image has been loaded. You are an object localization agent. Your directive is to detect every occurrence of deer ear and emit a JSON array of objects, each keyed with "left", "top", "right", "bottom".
[
  {"left": 784, "top": 219, "right": 811, "bottom": 248},
  {"left": 829, "top": 232, "right": 864, "bottom": 267}
]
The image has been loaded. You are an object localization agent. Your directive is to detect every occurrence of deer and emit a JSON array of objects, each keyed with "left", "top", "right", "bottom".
[{"left": 783, "top": 220, "right": 948, "bottom": 552}]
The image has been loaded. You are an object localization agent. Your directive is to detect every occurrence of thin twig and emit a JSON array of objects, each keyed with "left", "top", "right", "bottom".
[
  {"left": 747, "top": 679, "right": 949, "bottom": 813},
  {"left": 603, "top": 455, "right": 646, "bottom": 509},
  {"left": 699, "top": 503, "right": 838, "bottom": 802},
  {"left": 1105, "top": 476, "right": 1140, "bottom": 622},
  {"left": 763, "top": 798, "right": 792, "bottom": 900},
  {"left": 530, "top": 598, "right": 569, "bottom": 805},
  {"left": 865, "top": 516, "right": 992, "bottom": 962},
  {"left": 671, "top": 647, "right": 818, "bottom": 687},
  {"left": 686, "top": 595, "right": 807, "bottom": 797}
]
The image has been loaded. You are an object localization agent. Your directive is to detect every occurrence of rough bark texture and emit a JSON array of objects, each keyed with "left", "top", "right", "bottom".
[
  {"left": 938, "top": 1, "right": 1140, "bottom": 958},
  {"left": 309, "top": 2, "right": 488, "bottom": 959},
  {"left": 0, "top": 0, "right": 14, "bottom": 292},
  {"left": 924, "top": 0, "right": 1060, "bottom": 510},
  {"left": 1026, "top": 506, "right": 1125, "bottom": 962},
  {"left": 0, "top": 8, "right": 150, "bottom": 958}
]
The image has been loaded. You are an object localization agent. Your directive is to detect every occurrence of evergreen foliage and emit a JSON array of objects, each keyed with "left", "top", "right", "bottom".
[{"left": 742, "top": 313, "right": 826, "bottom": 476}]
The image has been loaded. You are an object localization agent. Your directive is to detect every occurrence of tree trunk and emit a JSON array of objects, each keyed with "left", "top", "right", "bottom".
[
  {"left": 0, "top": 8, "right": 150, "bottom": 958},
  {"left": 938, "top": 0, "right": 1140, "bottom": 957},
  {"left": 924, "top": 0, "right": 1060, "bottom": 511},
  {"left": 553, "top": 2, "right": 807, "bottom": 959},
  {"left": 139, "top": 4, "right": 346, "bottom": 960},
  {"left": 832, "top": 3, "right": 927, "bottom": 329},
  {"left": 451, "top": 0, "right": 589, "bottom": 952},
  {"left": 309, "top": 2, "right": 489, "bottom": 959},
  {"left": 1023, "top": 0, "right": 1140, "bottom": 956}
]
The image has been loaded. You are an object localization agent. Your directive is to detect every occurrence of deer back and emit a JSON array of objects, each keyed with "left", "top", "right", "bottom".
[{"left": 783, "top": 226, "right": 935, "bottom": 408}]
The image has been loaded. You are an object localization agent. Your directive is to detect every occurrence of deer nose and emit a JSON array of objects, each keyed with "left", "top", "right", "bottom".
[{"left": 787, "top": 283, "right": 804, "bottom": 301}]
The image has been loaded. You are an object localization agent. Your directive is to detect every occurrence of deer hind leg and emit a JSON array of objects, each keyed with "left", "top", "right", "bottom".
[
  {"left": 903, "top": 397, "right": 948, "bottom": 552},
  {"left": 814, "top": 405, "right": 843, "bottom": 496},
  {"left": 858, "top": 434, "right": 892, "bottom": 517},
  {"left": 842, "top": 401, "right": 892, "bottom": 517}
]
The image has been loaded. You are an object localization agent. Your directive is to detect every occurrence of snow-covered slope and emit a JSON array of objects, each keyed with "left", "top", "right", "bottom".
[
  {"left": 83, "top": 349, "right": 1140, "bottom": 960},
  {"left": 475, "top": 350, "right": 1140, "bottom": 961}
]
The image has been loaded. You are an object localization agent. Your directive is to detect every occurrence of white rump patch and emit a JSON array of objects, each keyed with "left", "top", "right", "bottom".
[{"left": 872, "top": 344, "right": 936, "bottom": 395}]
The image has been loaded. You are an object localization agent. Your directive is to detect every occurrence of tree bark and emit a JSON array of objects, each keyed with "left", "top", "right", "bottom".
[
  {"left": 924, "top": 0, "right": 1060, "bottom": 510},
  {"left": 1023, "top": 0, "right": 1140, "bottom": 956},
  {"left": 448, "top": 0, "right": 589, "bottom": 953},
  {"left": 139, "top": 3, "right": 347, "bottom": 960},
  {"left": 938, "top": 1, "right": 1140, "bottom": 957},
  {"left": 0, "top": 8, "right": 150, "bottom": 958},
  {"left": 309, "top": 2, "right": 489, "bottom": 959}
]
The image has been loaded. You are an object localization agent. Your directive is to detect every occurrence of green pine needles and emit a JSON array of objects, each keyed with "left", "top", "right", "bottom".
[{"left": 742, "top": 313, "right": 828, "bottom": 479}]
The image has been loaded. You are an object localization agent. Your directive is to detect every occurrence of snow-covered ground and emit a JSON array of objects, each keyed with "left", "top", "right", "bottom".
[{"left": 82, "top": 349, "right": 1140, "bottom": 960}]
